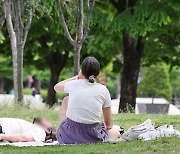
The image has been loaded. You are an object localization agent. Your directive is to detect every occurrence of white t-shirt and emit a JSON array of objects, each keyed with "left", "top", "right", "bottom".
[
  {"left": 0, "top": 118, "right": 46, "bottom": 142},
  {"left": 64, "top": 79, "right": 111, "bottom": 124}
]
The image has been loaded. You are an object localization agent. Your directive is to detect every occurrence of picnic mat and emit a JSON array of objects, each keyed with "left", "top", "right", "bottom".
[
  {"left": 0, "top": 141, "right": 59, "bottom": 147},
  {"left": 0, "top": 119, "right": 179, "bottom": 146}
]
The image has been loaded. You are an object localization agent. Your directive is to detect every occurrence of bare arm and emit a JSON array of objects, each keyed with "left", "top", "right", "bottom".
[
  {"left": 103, "top": 107, "right": 113, "bottom": 130},
  {"left": 0, "top": 134, "right": 34, "bottom": 142},
  {"left": 54, "top": 76, "right": 78, "bottom": 93},
  {"left": 54, "top": 70, "right": 84, "bottom": 93}
]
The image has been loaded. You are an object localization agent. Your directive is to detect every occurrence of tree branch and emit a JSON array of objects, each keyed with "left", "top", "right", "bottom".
[
  {"left": 83, "top": 0, "right": 95, "bottom": 41},
  {"left": 13, "top": 0, "right": 23, "bottom": 44},
  {"left": 77, "top": 0, "right": 84, "bottom": 43},
  {"left": 11, "top": 0, "right": 21, "bottom": 43},
  {"left": 4, "top": 0, "right": 17, "bottom": 55},
  {"left": 0, "top": 0, "right": 6, "bottom": 31},
  {"left": 56, "top": 0, "right": 75, "bottom": 46},
  {"left": 22, "top": 7, "right": 33, "bottom": 49},
  {"left": 17, "top": 0, "right": 24, "bottom": 30}
]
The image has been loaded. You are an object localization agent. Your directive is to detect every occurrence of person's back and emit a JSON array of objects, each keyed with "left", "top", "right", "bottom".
[{"left": 66, "top": 79, "right": 111, "bottom": 124}]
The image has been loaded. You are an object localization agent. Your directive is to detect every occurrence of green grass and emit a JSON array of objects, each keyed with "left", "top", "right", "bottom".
[{"left": 0, "top": 105, "right": 180, "bottom": 154}]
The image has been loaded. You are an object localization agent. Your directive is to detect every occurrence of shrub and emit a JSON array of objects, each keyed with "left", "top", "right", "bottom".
[{"left": 138, "top": 63, "right": 172, "bottom": 101}]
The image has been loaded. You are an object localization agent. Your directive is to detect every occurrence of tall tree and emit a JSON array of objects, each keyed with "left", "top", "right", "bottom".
[
  {"left": 36, "top": 32, "right": 70, "bottom": 107},
  {"left": 109, "top": 0, "right": 144, "bottom": 111},
  {"left": 3, "top": 0, "right": 33, "bottom": 103},
  {"left": 56, "top": 0, "right": 95, "bottom": 75},
  {"left": 108, "top": 0, "right": 180, "bottom": 112},
  {"left": 24, "top": 3, "right": 71, "bottom": 106}
]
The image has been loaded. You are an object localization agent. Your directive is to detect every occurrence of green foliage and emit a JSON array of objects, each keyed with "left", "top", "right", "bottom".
[
  {"left": 1, "top": 0, "right": 180, "bottom": 104},
  {"left": 24, "top": 0, "right": 71, "bottom": 69},
  {"left": 142, "top": 24, "right": 180, "bottom": 68},
  {"left": 0, "top": 32, "right": 5, "bottom": 43},
  {"left": 0, "top": 56, "right": 12, "bottom": 79},
  {"left": 106, "top": 75, "right": 117, "bottom": 99},
  {"left": 85, "top": 4, "right": 122, "bottom": 72},
  {"left": 170, "top": 67, "right": 180, "bottom": 98},
  {"left": 89, "top": 0, "right": 180, "bottom": 75},
  {"left": 102, "top": 63, "right": 118, "bottom": 99},
  {"left": 107, "top": 0, "right": 180, "bottom": 37},
  {"left": 138, "top": 63, "right": 172, "bottom": 101},
  {"left": 23, "top": 65, "right": 50, "bottom": 82}
]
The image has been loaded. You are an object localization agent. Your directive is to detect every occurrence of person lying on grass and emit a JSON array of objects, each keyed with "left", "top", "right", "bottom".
[
  {"left": 0, "top": 117, "right": 56, "bottom": 142},
  {"left": 54, "top": 56, "right": 121, "bottom": 144}
]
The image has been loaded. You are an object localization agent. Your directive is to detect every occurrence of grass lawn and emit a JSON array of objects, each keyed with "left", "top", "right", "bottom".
[{"left": 0, "top": 105, "right": 180, "bottom": 154}]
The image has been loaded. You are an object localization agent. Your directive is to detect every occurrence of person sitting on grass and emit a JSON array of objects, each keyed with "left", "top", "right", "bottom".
[
  {"left": 54, "top": 56, "right": 121, "bottom": 144},
  {"left": 0, "top": 117, "right": 56, "bottom": 142}
]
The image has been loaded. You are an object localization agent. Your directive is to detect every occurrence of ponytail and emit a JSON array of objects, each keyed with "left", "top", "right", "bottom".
[{"left": 88, "top": 75, "right": 96, "bottom": 83}]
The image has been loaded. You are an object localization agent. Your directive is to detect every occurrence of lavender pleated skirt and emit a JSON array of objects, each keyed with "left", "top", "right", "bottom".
[{"left": 56, "top": 118, "right": 109, "bottom": 144}]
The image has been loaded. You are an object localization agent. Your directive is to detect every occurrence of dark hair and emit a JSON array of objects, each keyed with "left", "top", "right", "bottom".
[
  {"left": 33, "top": 117, "right": 41, "bottom": 124},
  {"left": 33, "top": 117, "right": 57, "bottom": 143},
  {"left": 81, "top": 57, "right": 100, "bottom": 83}
]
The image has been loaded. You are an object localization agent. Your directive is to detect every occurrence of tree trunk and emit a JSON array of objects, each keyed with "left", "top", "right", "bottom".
[
  {"left": 4, "top": 0, "right": 32, "bottom": 104},
  {"left": 119, "top": 33, "right": 144, "bottom": 112},
  {"left": 73, "top": 45, "right": 82, "bottom": 75},
  {"left": 46, "top": 69, "right": 60, "bottom": 107},
  {"left": 0, "top": 78, "right": 4, "bottom": 94},
  {"left": 16, "top": 44, "right": 24, "bottom": 103},
  {"left": 46, "top": 51, "right": 69, "bottom": 107},
  {"left": 109, "top": 0, "right": 142, "bottom": 112},
  {"left": 10, "top": 30, "right": 19, "bottom": 103},
  {"left": 11, "top": 45, "right": 24, "bottom": 103}
]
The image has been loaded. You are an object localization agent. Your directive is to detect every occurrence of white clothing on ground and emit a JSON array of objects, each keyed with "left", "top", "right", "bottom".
[{"left": 0, "top": 118, "right": 46, "bottom": 142}]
